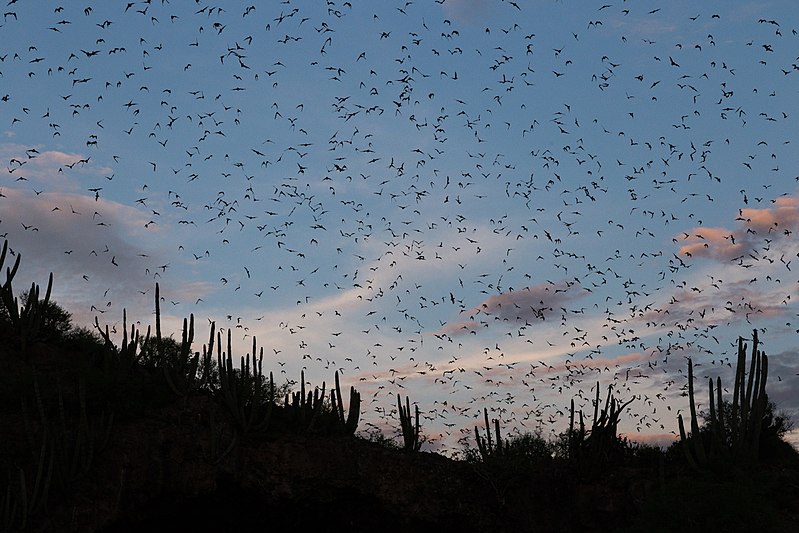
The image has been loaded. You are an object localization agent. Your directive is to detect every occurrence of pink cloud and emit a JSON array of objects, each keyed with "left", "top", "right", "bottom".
[
  {"left": 441, "top": 279, "right": 587, "bottom": 336},
  {"left": 740, "top": 196, "right": 799, "bottom": 235},
  {"left": 678, "top": 226, "right": 746, "bottom": 261},
  {"left": 677, "top": 194, "right": 799, "bottom": 261}
]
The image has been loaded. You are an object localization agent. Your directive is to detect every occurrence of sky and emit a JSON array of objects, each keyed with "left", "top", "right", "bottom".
[{"left": 1, "top": 0, "right": 798, "bottom": 455}]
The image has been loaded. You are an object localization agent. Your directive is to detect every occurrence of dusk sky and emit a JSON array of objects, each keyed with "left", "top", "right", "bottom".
[{"left": 1, "top": 0, "right": 798, "bottom": 454}]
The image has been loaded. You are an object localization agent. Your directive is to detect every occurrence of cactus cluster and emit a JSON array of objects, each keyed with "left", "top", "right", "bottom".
[
  {"left": 474, "top": 407, "right": 505, "bottom": 459},
  {"left": 397, "top": 394, "right": 421, "bottom": 452},
  {"left": 0, "top": 241, "right": 53, "bottom": 358},
  {"left": 94, "top": 309, "right": 149, "bottom": 381},
  {"left": 4, "top": 375, "right": 114, "bottom": 532},
  {"left": 215, "top": 330, "right": 274, "bottom": 438},
  {"left": 284, "top": 370, "right": 327, "bottom": 432},
  {"left": 678, "top": 329, "right": 769, "bottom": 470},
  {"left": 568, "top": 383, "right": 633, "bottom": 475},
  {"left": 331, "top": 370, "right": 360, "bottom": 435},
  {"left": 160, "top": 292, "right": 215, "bottom": 398}
]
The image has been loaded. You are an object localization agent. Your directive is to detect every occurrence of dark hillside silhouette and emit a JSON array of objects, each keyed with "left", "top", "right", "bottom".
[{"left": 1, "top": 240, "right": 798, "bottom": 531}]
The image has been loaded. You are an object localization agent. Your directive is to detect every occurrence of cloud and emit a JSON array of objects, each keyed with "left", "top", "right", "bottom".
[
  {"left": 677, "top": 226, "right": 745, "bottom": 261},
  {"left": 441, "top": 279, "right": 588, "bottom": 336},
  {"left": 741, "top": 196, "right": 799, "bottom": 234},
  {"left": 2, "top": 144, "right": 110, "bottom": 191},
  {"left": 0, "top": 186, "right": 176, "bottom": 329},
  {"left": 441, "top": 0, "right": 494, "bottom": 25},
  {"left": 634, "top": 279, "right": 796, "bottom": 335},
  {"left": 677, "top": 194, "right": 799, "bottom": 262}
]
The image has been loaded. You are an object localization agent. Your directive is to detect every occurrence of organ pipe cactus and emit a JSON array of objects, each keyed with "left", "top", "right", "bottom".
[
  {"left": 677, "top": 358, "right": 707, "bottom": 470},
  {"left": 285, "top": 370, "right": 326, "bottom": 431},
  {"left": 22, "top": 376, "right": 114, "bottom": 496},
  {"left": 2, "top": 472, "right": 22, "bottom": 532},
  {"left": 678, "top": 329, "right": 769, "bottom": 470},
  {"left": 49, "top": 379, "right": 114, "bottom": 495},
  {"left": 16, "top": 380, "right": 54, "bottom": 529},
  {"left": 161, "top": 304, "right": 215, "bottom": 398},
  {"left": 215, "top": 329, "right": 273, "bottom": 437},
  {"left": 330, "top": 370, "right": 360, "bottom": 435},
  {"left": 16, "top": 438, "right": 53, "bottom": 531},
  {"left": 474, "top": 407, "right": 504, "bottom": 459},
  {"left": 205, "top": 406, "right": 237, "bottom": 465},
  {"left": 568, "top": 383, "right": 633, "bottom": 473},
  {"left": 0, "top": 240, "right": 21, "bottom": 317},
  {"left": 94, "top": 309, "right": 149, "bottom": 379},
  {"left": 17, "top": 375, "right": 112, "bottom": 528},
  {"left": 397, "top": 394, "right": 421, "bottom": 452},
  {"left": 1, "top": 240, "right": 53, "bottom": 358}
]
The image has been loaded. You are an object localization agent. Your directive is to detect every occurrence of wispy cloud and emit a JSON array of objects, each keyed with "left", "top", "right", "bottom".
[
  {"left": 2, "top": 143, "right": 111, "bottom": 191},
  {"left": 441, "top": 279, "right": 589, "bottom": 336},
  {"left": 0, "top": 187, "right": 176, "bottom": 329},
  {"left": 441, "top": 0, "right": 495, "bottom": 25},
  {"left": 677, "top": 194, "right": 799, "bottom": 262}
]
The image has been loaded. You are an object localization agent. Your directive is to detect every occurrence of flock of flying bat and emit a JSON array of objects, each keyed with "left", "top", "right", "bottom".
[{"left": 1, "top": 1, "right": 798, "bottom": 451}]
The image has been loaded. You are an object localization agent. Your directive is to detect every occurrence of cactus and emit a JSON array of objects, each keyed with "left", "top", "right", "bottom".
[
  {"left": 474, "top": 407, "right": 504, "bottom": 459},
  {"left": 215, "top": 330, "right": 273, "bottom": 437},
  {"left": 567, "top": 398, "right": 584, "bottom": 461},
  {"left": 16, "top": 428, "right": 53, "bottom": 529},
  {"left": 47, "top": 378, "right": 114, "bottom": 495},
  {"left": 162, "top": 309, "right": 215, "bottom": 399},
  {"left": 677, "top": 358, "right": 708, "bottom": 470},
  {"left": 397, "top": 394, "right": 421, "bottom": 452},
  {"left": 1, "top": 240, "right": 53, "bottom": 358},
  {"left": 284, "top": 370, "right": 326, "bottom": 431},
  {"left": 679, "top": 329, "right": 769, "bottom": 470},
  {"left": 17, "top": 376, "right": 54, "bottom": 524},
  {"left": 1, "top": 472, "right": 22, "bottom": 532},
  {"left": 205, "top": 406, "right": 238, "bottom": 465},
  {"left": 94, "top": 309, "right": 149, "bottom": 379},
  {"left": 0, "top": 240, "right": 21, "bottom": 320},
  {"left": 330, "top": 370, "right": 360, "bottom": 435},
  {"left": 16, "top": 374, "right": 111, "bottom": 528},
  {"left": 568, "top": 383, "right": 633, "bottom": 474}
]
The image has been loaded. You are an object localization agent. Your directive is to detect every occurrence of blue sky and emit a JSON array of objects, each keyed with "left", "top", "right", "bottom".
[{"left": 1, "top": 0, "right": 798, "bottom": 454}]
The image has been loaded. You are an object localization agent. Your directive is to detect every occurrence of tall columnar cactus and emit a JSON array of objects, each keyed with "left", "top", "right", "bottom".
[
  {"left": 474, "top": 407, "right": 504, "bottom": 459},
  {"left": 16, "top": 379, "right": 54, "bottom": 529},
  {"left": 205, "top": 406, "right": 237, "bottom": 466},
  {"left": 1, "top": 240, "right": 53, "bottom": 358},
  {"left": 677, "top": 358, "right": 708, "bottom": 470},
  {"left": 48, "top": 379, "right": 114, "bottom": 495},
  {"left": 215, "top": 330, "right": 273, "bottom": 437},
  {"left": 397, "top": 394, "right": 421, "bottom": 452},
  {"left": 18, "top": 375, "right": 112, "bottom": 527},
  {"left": 678, "top": 329, "right": 769, "bottom": 470},
  {"left": 567, "top": 398, "right": 584, "bottom": 461},
  {"left": 94, "top": 309, "right": 149, "bottom": 379},
  {"left": 161, "top": 296, "right": 215, "bottom": 399},
  {"left": 285, "top": 370, "right": 326, "bottom": 431},
  {"left": 16, "top": 436, "right": 53, "bottom": 531},
  {"left": 0, "top": 239, "right": 21, "bottom": 315},
  {"left": 568, "top": 383, "right": 633, "bottom": 473},
  {"left": 2, "top": 471, "right": 23, "bottom": 531},
  {"left": 330, "top": 370, "right": 360, "bottom": 435}
]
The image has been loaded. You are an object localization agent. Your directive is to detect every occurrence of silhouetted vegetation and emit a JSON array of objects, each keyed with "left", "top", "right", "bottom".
[{"left": 1, "top": 240, "right": 797, "bottom": 532}]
